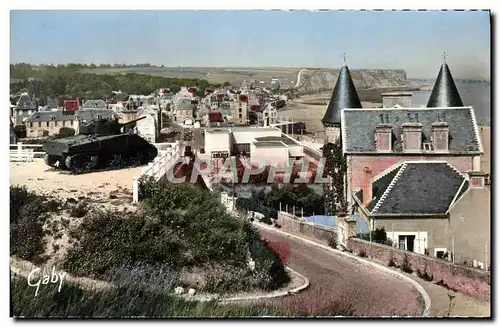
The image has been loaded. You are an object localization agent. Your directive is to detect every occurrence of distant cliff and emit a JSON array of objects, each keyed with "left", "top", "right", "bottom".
[{"left": 296, "top": 68, "right": 408, "bottom": 94}]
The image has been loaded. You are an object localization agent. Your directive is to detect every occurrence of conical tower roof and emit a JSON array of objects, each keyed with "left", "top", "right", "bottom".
[
  {"left": 322, "top": 65, "right": 362, "bottom": 125},
  {"left": 426, "top": 62, "right": 464, "bottom": 108}
]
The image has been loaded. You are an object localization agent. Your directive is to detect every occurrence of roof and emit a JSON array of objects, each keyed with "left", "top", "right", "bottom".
[
  {"left": 176, "top": 100, "right": 193, "bottom": 110},
  {"left": 15, "top": 93, "right": 36, "bottom": 110},
  {"left": 427, "top": 63, "right": 464, "bottom": 108},
  {"left": 76, "top": 109, "right": 117, "bottom": 121},
  {"left": 255, "top": 135, "right": 299, "bottom": 145},
  {"left": 341, "top": 107, "right": 482, "bottom": 154},
  {"left": 322, "top": 65, "right": 362, "bottom": 125},
  {"left": 81, "top": 99, "right": 107, "bottom": 109},
  {"left": 354, "top": 161, "right": 469, "bottom": 216},
  {"left": 253, "top": 141, "right": 287, "bottom": 148},
  {"left": 208, "top": 112, "right": 224, "bottom": 122},
  {"left": 26, "top": 110, "right": 75, "bottom": 123}
]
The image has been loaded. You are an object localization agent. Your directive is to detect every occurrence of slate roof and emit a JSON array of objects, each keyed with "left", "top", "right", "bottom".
[
  {"left": 322, "top": 65, "right": 362, "bottom": 126},
  {"left": 176, "top": 100, "right": 193, "bottom": 110},
  {"left": 427, "top": 63, "right": 464, "bottom": 108},
  {"left": 353, "top": 161, "right": 468, "bottom": 216},
  {"left": 81, "top": 99, "right": 107, "bottom": 109},
  {"left": 341, "top": 107, "right": 482, "bottom": 154},
  {"left": 15, "top": 93, "right": 36, "bottom": 110},
  {"left": 26, "top": 110, "right": 76, "bottom": 123},
  {"left": 26, "top": 109, "right": 117, "bottom": 123},
  {"left": 76, "top": 109, "right": 118, "bottom": 121}
]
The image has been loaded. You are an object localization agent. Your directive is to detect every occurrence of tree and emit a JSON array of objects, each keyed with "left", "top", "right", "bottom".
[
  {"left": 223, "top": 81, "right": 231, "bottom": 87},
  {"left": 53, "top": 127, "right": 75, "bottom": 139}
]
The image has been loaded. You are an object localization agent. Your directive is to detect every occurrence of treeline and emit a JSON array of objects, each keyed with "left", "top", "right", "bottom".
[{"left": 10, "top": 63, "right": 221, "bottom": 105}]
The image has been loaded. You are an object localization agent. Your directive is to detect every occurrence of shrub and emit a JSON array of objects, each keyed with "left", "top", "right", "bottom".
[
  {"left": 401, "top": 255, "right": 413, "bottom": 274},
  {"left": 388, "top": 257, "right": 396, "bottom": 267},
  {"left": 62, "top": 209, "right": 189, "bottom": 279},
  {"left": 69, "top": 202, "right": 89, "bottom": 218},
  {"left": 10, "top": 186, "right": 61, "bottom": 263},
  {"left": 328, "top": 237, "right": 337, "bottom": 249},
  {"left": 260, "top": 216, "right": 273, "bottom": 225},
  {"left": 63, "top": 181, "right": 291, "bottom": 294},
  {"left": 358, "top": 250, "right": 367, "bottom": 258},
  {"left": 416, "top": 268, "right": 433, "bottom": 282}
]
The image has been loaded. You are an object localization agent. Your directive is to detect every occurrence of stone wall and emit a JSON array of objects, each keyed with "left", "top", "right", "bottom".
[
  {"left": 277, "top": 211, "right": 337, "bottom": 243},
  {"left": 348, "top": 238, "right": 490, "bottom": 301}
]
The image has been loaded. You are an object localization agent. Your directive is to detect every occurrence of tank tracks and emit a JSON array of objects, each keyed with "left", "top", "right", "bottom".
[{"left": 45, "top": 151, "right": 156, "bottom": 175}]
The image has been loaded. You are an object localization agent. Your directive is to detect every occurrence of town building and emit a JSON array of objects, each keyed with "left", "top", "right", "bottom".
[
  {"left": 81, "top": 99, "right": 107, "bottom": 109},
  {"left": 340, "top": 62, "right": 482, "bottom": 201},
  {"left": 12, "top": 93, "right": 37, "bottom": 125},
  {"left": 25, "top": 111, "right": 77, "bottom": 138},
  {"left": 136, "top": 106, "right": 158, "bottom": 143},
  {"left": 352, "top": 161, "right": 490, "bottom": 268},
  {"left": 229, "top": 99, "right": 248, "bottom": 125},
  {"left": 203, "top": 127, "right": 304, "bottom": 166},
  {"left": 174, "top": 100, "right": 194, "bottom": 123}
]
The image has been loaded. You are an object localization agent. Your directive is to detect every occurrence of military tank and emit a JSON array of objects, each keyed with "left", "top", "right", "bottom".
[{"left": 42, "top": 116, "right": 158, "bottom": 174}]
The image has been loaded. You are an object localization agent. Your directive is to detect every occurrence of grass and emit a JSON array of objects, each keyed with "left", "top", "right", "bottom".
[{"left": 10, "top": 274, "right": 280, "bottom": 318}]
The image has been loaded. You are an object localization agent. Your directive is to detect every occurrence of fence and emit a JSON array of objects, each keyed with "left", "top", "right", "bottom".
[
  {"left": 9, "top": 143, "right": 45, "bottom": 162},
  {"left": 131, "top": 141, "right": 181, "bottom": 203}
]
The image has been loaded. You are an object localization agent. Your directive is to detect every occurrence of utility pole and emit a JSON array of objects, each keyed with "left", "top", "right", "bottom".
[
  {"left": 451, "top": 234, "right": 455, "bottom": 264},
  {"left": 485, "top": 241, "right": 488, "bottom": 271}
]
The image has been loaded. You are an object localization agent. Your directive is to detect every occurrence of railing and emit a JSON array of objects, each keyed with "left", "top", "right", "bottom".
[
  {"left": 132, "top": 141, "right": 181, "bottom": 203},
  {"left": 9, "top": 143, "right": 45, "bottom": 162}
]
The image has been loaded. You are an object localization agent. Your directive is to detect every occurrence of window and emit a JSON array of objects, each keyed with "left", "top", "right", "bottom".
[
  {"left": 55, "top": 121, "right": 59, "bottom": 127},
  {"left": 434, "top": 248, "right": 448, "bottom": 259},
  {"left": 46, "top": 121, "right": 49, "bottom": 127},
  {"left": 29, "top": 122, "right": 33, "bottom": 128},
  {"left": 239, "top": 114, "right": 242, "bottom": 119},
  {"left": 423, "top": 142, "right": 432, "bottom": 151},
  {"left": 398, "top": 235, "right": 416, "bottom": 252},
  {"left": 38, "top": 122, "right": 41, "bottom": 127},
  {"left": 62, "top": 121, "right": 66, "bottom": 127}
]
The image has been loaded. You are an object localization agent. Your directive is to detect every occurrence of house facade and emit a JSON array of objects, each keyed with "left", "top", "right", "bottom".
[
  {"left": 12, "top": 93, "right": 37, "bottom": 125},
  {"left": 25, "top": 111, "right": 77, "bottom": 138},
  {"left": 352, "top": 162, "right": 490, "bottom": 268}
]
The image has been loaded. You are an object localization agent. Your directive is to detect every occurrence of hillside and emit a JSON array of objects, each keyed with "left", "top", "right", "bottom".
[{"left": 296, "top": 68, "right": 408, "bottom": 94}]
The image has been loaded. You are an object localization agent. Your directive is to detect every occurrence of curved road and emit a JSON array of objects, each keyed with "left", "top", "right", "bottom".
[{"left": 258, "top": 228, "right": 423, "bottom": 317}]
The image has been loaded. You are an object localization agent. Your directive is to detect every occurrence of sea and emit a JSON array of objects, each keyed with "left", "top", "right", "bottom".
[{"left": 410, "top": 81, "right": 491, "bottom": 126}]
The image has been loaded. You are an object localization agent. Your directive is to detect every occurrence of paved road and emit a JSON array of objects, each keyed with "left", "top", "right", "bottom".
[{"left": 257, "top": 228, "right": 423, "bottom": 317}]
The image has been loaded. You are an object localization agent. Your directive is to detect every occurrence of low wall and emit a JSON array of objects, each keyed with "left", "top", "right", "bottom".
[
  {"left": 348, "top": 238, "right": 491, "bottom": 302},
  {"left": 132, "top": 141, "right": 181, "bottom": 203},
  {"left": 277, "top": 211, "right": 337, "bottom": 243}
]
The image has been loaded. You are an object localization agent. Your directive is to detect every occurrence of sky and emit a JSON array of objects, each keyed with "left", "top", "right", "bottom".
[{"left": 10, "top": 10, "right": 491, "bottom": 79}]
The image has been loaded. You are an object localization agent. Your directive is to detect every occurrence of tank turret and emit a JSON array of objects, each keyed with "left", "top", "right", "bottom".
[{"left": 78, "top": 115, "right": 147, "bottom": 135}]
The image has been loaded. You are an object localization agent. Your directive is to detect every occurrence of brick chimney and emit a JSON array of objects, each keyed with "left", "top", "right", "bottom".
[
  {"left": 375, "top": 118, "right": 393, "bottom": 152},
  {"left": 431, "top": 113, "right": 450, "bottom": 152},
  {"left": 402, "top": 113, "right": 423, "bottom": 152},
  {"left": 468, "top": 171, "right": 487, "bottom": 188},
  {"left": 363, "top": 167, "right": 373, "bottom": 206}
]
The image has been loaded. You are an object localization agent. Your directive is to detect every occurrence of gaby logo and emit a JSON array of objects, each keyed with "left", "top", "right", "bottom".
[{"left": 27, "top": 267, "right": 66, "bottom": 297}]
